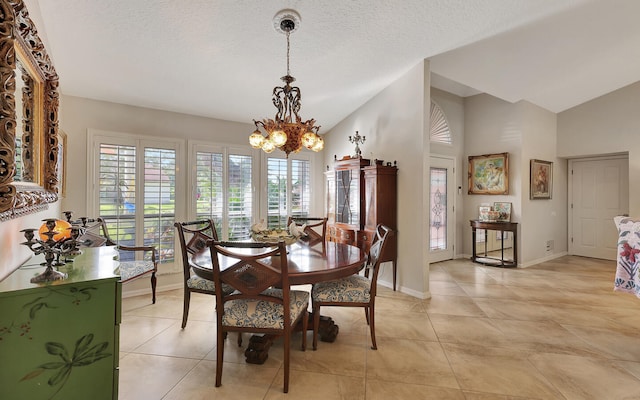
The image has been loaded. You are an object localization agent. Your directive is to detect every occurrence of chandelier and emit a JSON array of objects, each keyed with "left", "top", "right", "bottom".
[{"left": 249, "top": 10, "right": 323, "bottom": 157}]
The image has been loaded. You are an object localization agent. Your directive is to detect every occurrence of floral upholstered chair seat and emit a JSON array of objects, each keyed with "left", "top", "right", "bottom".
[
  {"left": 312, "top": 275, "right": 371, "bottom": 303},
  {"left": 614, "top": 216, "right": 640, "bottom": 298},
  {"left": 187, "top": 274, "right": 235, "bottom": 294},
  {"left": 116, "top": 260, "right": 155, "bottom": 282},
  {"left": 223, "top": 288, "right": 309, "bottom": 329}
]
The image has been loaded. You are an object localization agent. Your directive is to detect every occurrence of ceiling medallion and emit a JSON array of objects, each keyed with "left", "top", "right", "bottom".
[{"left": 249, "top": 9, "right": 323, "bottom": 157}]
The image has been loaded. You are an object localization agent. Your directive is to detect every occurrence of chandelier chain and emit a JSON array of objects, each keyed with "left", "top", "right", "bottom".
[{"left": 286, "top": 31, "right": 291, "bottom": 77}]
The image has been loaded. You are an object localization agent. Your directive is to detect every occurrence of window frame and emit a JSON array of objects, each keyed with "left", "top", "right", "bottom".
[
  {"left": 260, "top": 151, "right": 314, "bottom": 229},
  {"left": 188, "top": 141, "right": 259, "bottom": 240},
  {"left": 87, "top": 129, "right": 185, "bottom": 273}
]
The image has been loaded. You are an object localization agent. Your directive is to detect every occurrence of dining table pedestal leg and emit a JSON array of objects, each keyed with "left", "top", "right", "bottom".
[
  {"left": 244, "top": 335, "right": 274, "bottom": 364},
  {"left": 242, "top": 314, "right": 340, "bottom": 364}
]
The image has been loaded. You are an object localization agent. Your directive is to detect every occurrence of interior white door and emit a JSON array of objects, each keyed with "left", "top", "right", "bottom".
[
  {"left": 570, "top": 157, "right": 628, "bottom": 260},
  {"left": 429, "top": 156, "right": 455, "bottom": 262}
]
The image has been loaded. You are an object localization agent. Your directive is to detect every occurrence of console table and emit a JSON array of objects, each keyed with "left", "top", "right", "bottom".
[
  {"left": 0, "top": 246, "right": 121, "bottom": 400},
  {"left": 470, "top": 220, "right": 518, "bottom": 267}
]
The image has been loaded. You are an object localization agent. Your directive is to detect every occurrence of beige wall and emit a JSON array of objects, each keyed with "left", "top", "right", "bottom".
[
  {"left": 558, "top": 81, "right": 640, "bottom": 216},
  {"left": 462, "top": 94, "right": 568, "bottom": 266},
  {"left": 324, "top": 61, "right": 430, "bottom": 298}
]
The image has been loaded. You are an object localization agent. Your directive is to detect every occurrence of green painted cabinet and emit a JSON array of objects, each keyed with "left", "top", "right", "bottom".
[{"left": 0, "top": 246, "right": 121, "bottom": 399}]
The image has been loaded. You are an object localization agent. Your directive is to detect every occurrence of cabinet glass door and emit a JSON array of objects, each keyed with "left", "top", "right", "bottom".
[{"left": 336, "top": 169, "right": 359, "bottom": 225}]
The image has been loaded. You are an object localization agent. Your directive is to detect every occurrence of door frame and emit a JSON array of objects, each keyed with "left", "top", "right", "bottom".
[
  {"left": 567, "top": 154, "right": 629, "bottom": 258},
  {"left": 429, "top": 154, "right": 456, "bottom": 262}
]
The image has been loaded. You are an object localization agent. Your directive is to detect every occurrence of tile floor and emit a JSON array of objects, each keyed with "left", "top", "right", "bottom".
[{"left": 119, "top": 256, "right": 640, "bottom": 399}]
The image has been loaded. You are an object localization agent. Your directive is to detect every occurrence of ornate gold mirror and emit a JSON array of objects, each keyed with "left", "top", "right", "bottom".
[{"left": 1, "top": 0, "right": 60, "bottom": 221}]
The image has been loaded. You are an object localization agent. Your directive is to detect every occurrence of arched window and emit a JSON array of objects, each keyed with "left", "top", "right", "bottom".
[{"left": 430, "top": 101, "right": 452, "bottom": 145}]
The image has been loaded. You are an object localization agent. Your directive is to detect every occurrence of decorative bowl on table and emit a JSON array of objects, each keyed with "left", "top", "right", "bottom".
[{"left": 250, "top": 229, "right": 299, "bottom": 246}]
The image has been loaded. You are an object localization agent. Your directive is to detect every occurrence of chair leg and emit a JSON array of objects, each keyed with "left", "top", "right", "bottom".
[
  {"left": 301, "top": 309, "right": 308, "bottom": 351},
  {"left": 215, "top": 328, "right": 224, "bottom": 387},
  {"left": 364, "top": 306, "right": 370, "bottom": 325},
  {"left": 369, "top": 304, "right": 377, "bottom": 350},
  {"left": 181, "top": 290, "right": 191, "bottom": 329},
  {"left": 312, "top": 302, "right": 320, "bottom": 350},
  {"left": 150, "top": 272, "right": 157, "bottom": 304},
  {"left": 283, "top": 327, "right": 290, "bottom": 393},
  {"left": 237, "top": 332, "right": 242, "bottom": 346}
]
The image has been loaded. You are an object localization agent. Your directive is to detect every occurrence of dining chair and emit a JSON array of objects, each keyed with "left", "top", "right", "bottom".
[
  {"left": 311, "top": 224, "right": 392, "bottom": 350},
  {"left": 208, "top": 240, "right": 309, "bottom": 393},
  {"left": 174, "top": 219, "right": 234, "bottom": 329},
  {"left": 94, "top": 218, "right": 158, "bottom": 304},
  {"left": 286, "top": 216, "right": 328, "bottom": 247}
]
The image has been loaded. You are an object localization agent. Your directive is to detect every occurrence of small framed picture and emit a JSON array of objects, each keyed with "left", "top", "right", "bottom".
[
  {"left": 468, "top": 153, "right": 509, "bottom": 195},
  {"left": 493, "top": 202, "right": 512, "bottom": 222},
  {"left": 478, "top": 205, "right": 491, "bottom": 221},
  {"left": 530, "top": 159, "right": 553, "bottom": 199}
]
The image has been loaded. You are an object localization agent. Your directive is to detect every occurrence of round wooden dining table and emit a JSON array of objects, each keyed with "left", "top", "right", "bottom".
[
  {"left": 190, "top": 240, "right": 367, "bottom": 364},
  {"left": 190, "top": 240, "right": 367, "bottom": 285}
]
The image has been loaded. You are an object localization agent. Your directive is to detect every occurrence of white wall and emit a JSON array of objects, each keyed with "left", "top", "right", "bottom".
[
  {"left": 520, "top": 102, "right": 567, "bottom": 264},
  {"left": 323, "top": 61, "right": 430, "bottom": 297},
  {"left": 463, "top": 94, "right": 567, "bottom": 266},
  {"left": 558, "top": 81, "right": 640, "bottom": 216},
  {"left": 463, "top": 94, "right": 523, "bottom": 257}
]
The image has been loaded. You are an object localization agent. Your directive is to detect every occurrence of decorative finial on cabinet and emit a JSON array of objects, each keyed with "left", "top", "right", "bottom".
[{"left": 348, "top": 131, "right": 365, "bottom": 158}]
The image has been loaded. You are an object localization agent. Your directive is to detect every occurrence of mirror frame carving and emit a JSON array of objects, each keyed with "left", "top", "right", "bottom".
[{"left": 0, "top": 0, "right": 60, "bottom": 221}]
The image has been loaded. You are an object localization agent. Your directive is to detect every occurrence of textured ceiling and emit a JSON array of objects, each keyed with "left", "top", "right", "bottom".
[{"left": 27, "top": 0, "right": 640, "bottom": 131}]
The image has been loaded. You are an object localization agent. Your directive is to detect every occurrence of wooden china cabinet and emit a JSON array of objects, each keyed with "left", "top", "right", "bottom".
[{"left": 326, "top": 156, "right": 398, "bottom": 290}]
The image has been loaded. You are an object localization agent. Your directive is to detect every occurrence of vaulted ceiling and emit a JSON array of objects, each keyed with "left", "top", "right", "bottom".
[{"left": 29, "top": 0, "right": 640, "bottom": 131}]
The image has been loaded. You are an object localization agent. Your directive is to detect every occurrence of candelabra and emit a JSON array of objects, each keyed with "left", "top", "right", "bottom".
[
  {"left": 348, "top": 131, "right": 366, "bottom": 157},
  {"left": 21, "top": 218, "right": 82, "bottom": 283}
]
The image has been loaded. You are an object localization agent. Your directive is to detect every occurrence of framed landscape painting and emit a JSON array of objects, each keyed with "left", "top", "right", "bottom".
[
  {"left": 468, "top": 153, "right": 509, "bottom": 195},
  {"left": 530, "top": 159, "right": 552, "bottom": 199}
]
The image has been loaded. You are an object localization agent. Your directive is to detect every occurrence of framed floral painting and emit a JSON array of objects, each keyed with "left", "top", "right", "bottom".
[
  {"left": 493, "top": 202, "right": 512, "bottom": 222},
  {"left": 530, "top": 159, "right": 552, "bottom": 199},
  {"left": 468, "top": 153, "right": 509, "bottom": 195}
]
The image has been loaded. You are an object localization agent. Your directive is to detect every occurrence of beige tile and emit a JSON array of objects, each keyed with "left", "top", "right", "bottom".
[
  {"left": 442, "top": 267, "right": 500, "bottom": 285},
  {"left": 423, "top": 294, "right": 487, "bottom": 317},
  {"left": 429, "top": 314, "right": 511, "bottom": 348},
  {"left": 376, "top": 293, "right": 427, "bottom": 312},
  {"left": 458, "top": 282, "right": 521, "bottom": 300},
  {"left": 442, "top": 343, "right": 564, "bottom": 399},
  {"left": 134, "top": 319, "right": 216, "bottom": 359},
  {"left": 119, "top": 314, "right": 175, "bottom": 352},
  {"left": 429, "top": 280, "right": 468, "bottom": 296},
  {"left": 615, "top": 360, "right": 640, "bottom": 380},
  {"left": 561, "top": 324, "right": 640, "bottom": 361},
  {"left": 366, "top": 337, "right": 459, "bottom": 388},
  {"left": 473, "top": 298, "right": 554, "bottom": 321},
  {"left": 490, "top": 318, "right": 607, "bottom": 357},
  {"left": 529, "top": 353, "right": 640, "bottom": 400},
  {"left": 366, "top": 380, "right": 466, "bottom": 400},
  {"left": 163, "top": 359, "right": 278, "bottom": 400},
  {"left": 118, "top": 353, "right": 199, "bottom": 400},
  {"left": 290, "top": 333, "right": 366, "bottom": 377},
  {"left": 264, "top": 368, "right": 365, "bottom": 399},
  {"left": 375, "top": 310, "right": 438, "bottom": 341},
  {"left": 428, "top": 268, "right": 456, "bottom": 282},
  {"left": 462, "top": 392, "right": 540, "bottom": 400},
  {"left": 316, "top": 306, "right": 368, "bottom": 336}
]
